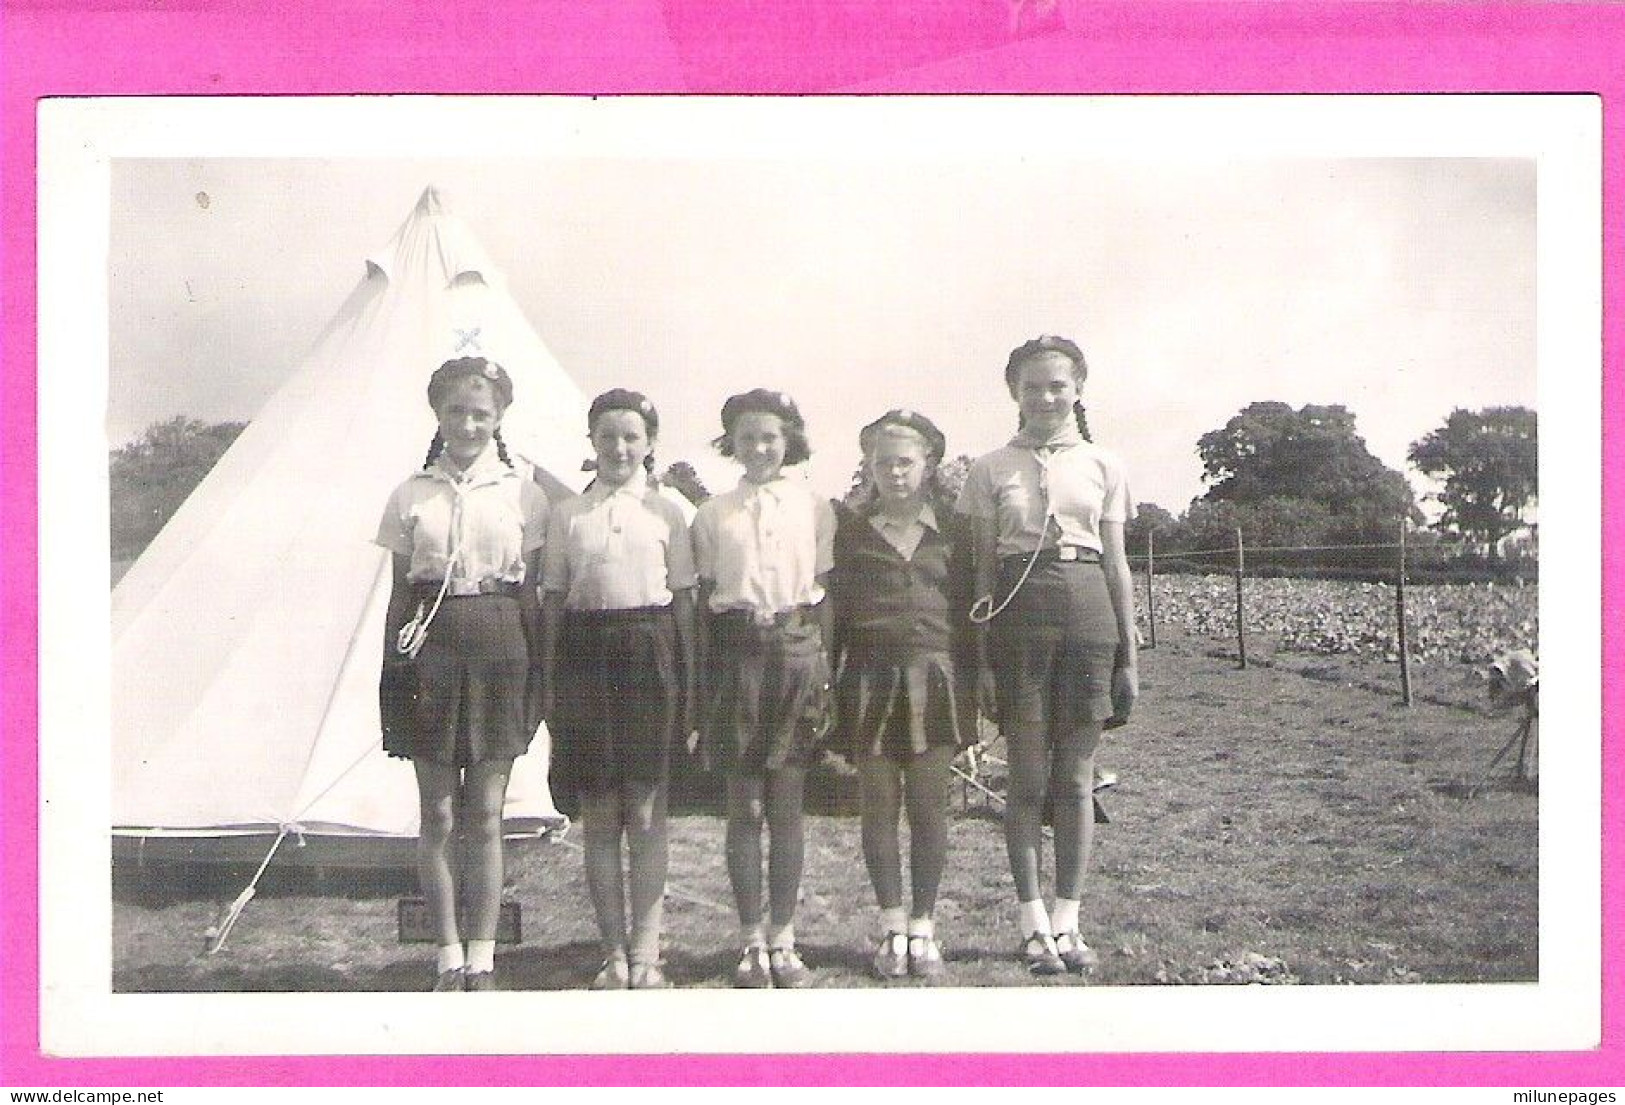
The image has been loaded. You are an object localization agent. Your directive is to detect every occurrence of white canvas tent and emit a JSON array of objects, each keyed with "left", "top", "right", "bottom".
[{"left": 112, "top": 186, "right": 584, "bottom": 868}]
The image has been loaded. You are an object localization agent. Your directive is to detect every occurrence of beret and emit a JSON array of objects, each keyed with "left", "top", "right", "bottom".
[
  {"left": 589, "top": 388, "right": 660, "bottom": 435},
  {"left": 720, "top": 388, "right": 804, "bottom": 434},
  {"left": 859, "top": 407, "right": 946, "bottom": 463},
  {"left": 427, "top": 356, "right": 513, "bottom": 409}
]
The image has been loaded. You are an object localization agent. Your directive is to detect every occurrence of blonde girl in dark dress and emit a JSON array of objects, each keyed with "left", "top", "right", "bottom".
[
  {"left": 376, "top": 357, "right": 548, "bottom": 992},
  {"left": 830, "top": 409, "right": 976, "bottom": 980},
  {"left": 957, "top": 336, "right": 1138, "bottom": 975}
]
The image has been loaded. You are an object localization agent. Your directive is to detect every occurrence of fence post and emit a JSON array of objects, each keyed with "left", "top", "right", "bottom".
[
  {"left": 1234, "top": 526, "right": 1247, "bottom": 669},
  {"left": 1396, "top": 518, "right": 1414, "bottom": 707},
  {"left": 1145, "top": 529, "right": 1157, "bottom": 649}
]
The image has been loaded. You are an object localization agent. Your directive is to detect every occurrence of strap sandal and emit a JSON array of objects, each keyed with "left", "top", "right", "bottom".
[
  {"left": 590, "top": 950, "right": 630, "bottom": 991},
  {"left": 1054, "top": 930, "right": 1100, "bottom": 972},
  {"left": 433, "top": 967, "right": 465, "bottom": 992},
  {"left": 1021, "top": 932, "right": 1066, "bottom": 976},
  {"left": 463, "top": 970, "right": 499, "bottom": 992},
  {"left": 907, "top": 934, "right": 945, "bottom": 979},
  {"left": 872, "top": 932, "right": 909, "bottom": 980},
  {"left": 733, "top": 945, "right": 773, "bottom": 989},
  {"left": 767, "top": 946, "right": 812, "bottom": 989},
  {"left": 629, "top": 960, "right": 672, "bottom": 990}
]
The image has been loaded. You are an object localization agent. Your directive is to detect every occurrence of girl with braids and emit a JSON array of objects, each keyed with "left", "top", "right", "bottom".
[
  {"left": 956, "top": 336, "right": 1138, "bottom": 976},
  {"left": 692, "top": 388, "right": 834, "bottom": 989},
  {"left": 539, "top": 389, "right": 697, "bottom": 990},
  {"left": 830, "top": 409, "right": 976, "bottom": 980},
  {"left": 375, "top": 356, "right": 548, "bottom": 992}
]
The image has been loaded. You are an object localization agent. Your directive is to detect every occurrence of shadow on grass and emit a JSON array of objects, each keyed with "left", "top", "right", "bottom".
[{"left": 113, "top": 861, "right": 417, "bottom": 908}]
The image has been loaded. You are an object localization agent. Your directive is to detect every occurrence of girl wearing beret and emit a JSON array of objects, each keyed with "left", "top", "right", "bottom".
[
  {"left": 375, "top": 356, "right": 549, "bottom": 992},
  {"left": 540, "top": 389, "right": 697, "bottom": 990},
  {"left": 830, "top": 409, "right": 976, "bottom": 980},
  {"left": 957, "top": 336, "right": 1138, "bottom": 975},
  {"left": 691, "top": 388, "right": 835, "bottom": 989}
]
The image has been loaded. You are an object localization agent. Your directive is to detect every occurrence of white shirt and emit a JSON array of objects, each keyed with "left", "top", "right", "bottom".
[
  {"left": 692, "top": 475, "right": 835, "bottom": 614},
  {"left": 957, "top": 438, "right": 1131, "bottom": 558},
  {"left": 541, "top": 478, "right": 696, "bottom": 611},
  {"left": 375, "top": 444, "right": 549, "bottom": 584}
]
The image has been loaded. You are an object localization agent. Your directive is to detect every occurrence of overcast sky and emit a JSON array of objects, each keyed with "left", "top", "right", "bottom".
[{"left": 108, "top": 152, "right": 1535, "bottom": 513}]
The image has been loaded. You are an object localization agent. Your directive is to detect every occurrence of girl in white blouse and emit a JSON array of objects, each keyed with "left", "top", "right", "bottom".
[{"left": 376, "top": 357, "right": 548, "bottom": 992}]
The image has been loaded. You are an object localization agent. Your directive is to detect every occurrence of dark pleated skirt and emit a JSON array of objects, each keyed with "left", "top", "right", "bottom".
[
  {"left": 701, "top": 613, "right": 831, "bottom": 776},
  {"left": 548, "top": 606, "right": 679, "bottom": 813},
  {"left": 380, "top": 594, "right": 533, "bottom": 766},
  {"left": 989, "top": 559, "right": 1118, "bottom": 737},
  {"left": 835, "top": 649, "right": 973, "bottom": 762}
]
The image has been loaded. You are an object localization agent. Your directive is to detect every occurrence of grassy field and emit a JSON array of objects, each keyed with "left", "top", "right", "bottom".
[{"left": 112, "top": 621, "right": 1537, "bottom": 993}]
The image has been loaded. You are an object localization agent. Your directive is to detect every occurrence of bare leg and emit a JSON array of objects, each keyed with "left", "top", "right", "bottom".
[
  {"left": 460, "top": 759, "right": 513, "bottom": 942},
  {"left": 580, "top": 792, "right": 629, "bottom": 955},
  {"left": 413, "top": 761, "right": 462, "bottom": 947},
  {"left": 902, "top": 745, "right": 953, "bottom": 920},
  {"left": 764, "top": 767, "right": 807, "bottom": 931},
  {"left": 624, "top": 780, "right": 669, "bottom": 965},
  {"left": 725, "top": 775, "right": 766, "bottom": 933},
  {"left": 1050, "top": 725, "right": 1102, "bottom": 901},
  {"left": 1003, "top": 727, "right": 1050, "bottom": 905},
  {"left": 858, "top": 754, "right": 904, "bottom": 912}
]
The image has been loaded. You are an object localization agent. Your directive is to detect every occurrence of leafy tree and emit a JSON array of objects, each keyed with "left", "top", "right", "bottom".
[
  {"left": 110, "top": 416, "right": 247, "bottom": 559},
  {"left": 1124, "top": 501, "right": 1176, "bottom": 554},
  {"left": 1408, "top": 406, "right": 1537, "bottom": 558},
  {"left": 659, "top": 460, "right": 711, "bottom": 506},
  {"left": 1196, "top": 401, "right": 1417, "bottom": 543}
]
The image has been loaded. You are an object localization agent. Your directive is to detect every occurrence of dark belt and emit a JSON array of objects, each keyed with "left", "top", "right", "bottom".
[
  {"left": 412, "top": 578, "right": 524, "bottom": 599},
  {"left": 1001, "top": 545, "right": 1101, "bottom": 571},
  {"left": 711, "top": 604, "right": 817, "bottom": 631},
  {"left": 564, "top": 604, "right": 671, "bottom": 624}
]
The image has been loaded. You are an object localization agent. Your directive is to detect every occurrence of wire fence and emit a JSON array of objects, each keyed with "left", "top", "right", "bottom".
[{"left": 1128, "top": 521, "right": 1539, "bottom": 706}]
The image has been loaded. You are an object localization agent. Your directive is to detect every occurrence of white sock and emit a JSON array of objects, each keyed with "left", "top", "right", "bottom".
[
  {"left": 465, "top": 939, "right": 496, "bottom": 974},
  {"left": 879, "top": 907, "right": 907, "bottom": 936},
  {"left": 906, "top": 915, "right": 935, "bottom": 940},
  {"left": 436, "top": 943, "right": 465, "bottom": 974},
  {"left": 1052, "top": 898, "right": 1080, "bottom": 936},
  {"left": 766, "top": 921, "right": 796, "bottom": 950},
  {"left": 1019, "top": 899, "right": 1051, "bottom": 938}
]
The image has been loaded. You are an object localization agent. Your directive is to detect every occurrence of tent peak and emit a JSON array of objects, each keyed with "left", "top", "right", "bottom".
[{"left": 414, "top": 185, "right": 448, "bottom": 217}]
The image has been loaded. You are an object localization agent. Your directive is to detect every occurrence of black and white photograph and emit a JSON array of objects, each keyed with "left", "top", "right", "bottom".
[{"left": 36, "top": 95, "right": 1600, "bottom": 1057}]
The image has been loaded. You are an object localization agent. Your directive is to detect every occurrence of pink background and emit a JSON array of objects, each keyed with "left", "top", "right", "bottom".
[{"left": 1, "top": 0, "right": 1618, "bottom": 1087}]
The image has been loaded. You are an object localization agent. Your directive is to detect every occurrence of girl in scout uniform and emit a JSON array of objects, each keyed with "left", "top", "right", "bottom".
[
  {"left": 830, "top": 409, "right": 975, "bottom": 981},
  {"left": 376, "top": 356, "right": 549, "bottom": 992},
  {"left": 956, "top": 336, "right": 1139, "bottom": 976},
  {"left": 691, "top": 388, "right": 835, "bottom": 989},
  {"left": 540, "top": 389, "right": 697, "bottom": 991}
]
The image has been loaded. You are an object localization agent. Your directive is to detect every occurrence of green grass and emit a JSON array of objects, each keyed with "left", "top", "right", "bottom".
[{"left": 112, "top": 626, "right": 1536, "bottom": 992}]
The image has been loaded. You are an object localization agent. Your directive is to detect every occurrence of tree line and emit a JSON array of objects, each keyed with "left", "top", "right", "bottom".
[{"left": 110, "top": 403, "right": 1536, "bottom": 581}]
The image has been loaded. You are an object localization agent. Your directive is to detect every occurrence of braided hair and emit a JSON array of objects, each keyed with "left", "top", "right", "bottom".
[
  {"left": 422, "top": 426, "right": 513, "bottom": 470},
  {"left": 1006, "top": 335, "right": 1093, "bottom": 442}
]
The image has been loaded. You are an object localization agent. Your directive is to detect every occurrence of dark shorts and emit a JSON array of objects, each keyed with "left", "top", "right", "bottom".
[
  {"left": 549, "top": 606, "right": 680, "bottom": 811},
  {"left": 702, "top": 611, "right": 831, "bottom": 776},
  {"left": 989, "top": 559, "right": 1117, "bottom": 739},
  {"left": 380, "top": 594, "right": 533, "bottom": 767}
]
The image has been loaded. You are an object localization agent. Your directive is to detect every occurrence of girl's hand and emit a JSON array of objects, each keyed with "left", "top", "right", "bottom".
[
  {"left": 1106, "top": 662, "right": 1138, "bottom": 729},
  {"left": 977, "top": 664, "right": 998, "bottom": 722}
]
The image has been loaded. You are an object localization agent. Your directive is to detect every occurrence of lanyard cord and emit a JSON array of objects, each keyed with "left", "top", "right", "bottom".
[
  {"left": 969, "top": 449, "right": 1055, "bottom": 625},
  {"left": 396, "top": 483, "right": 467, "bottom": 659}
]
